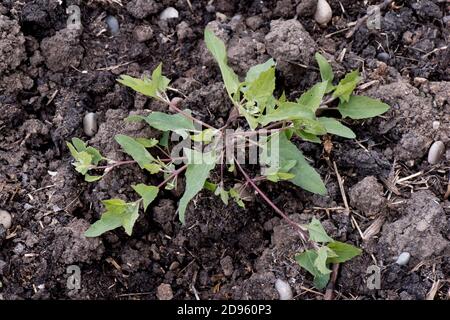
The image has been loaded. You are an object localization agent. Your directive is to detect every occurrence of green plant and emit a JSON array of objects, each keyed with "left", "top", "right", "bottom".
[{"left": 68, "top": 29, "right": 389, "bottom": 289}]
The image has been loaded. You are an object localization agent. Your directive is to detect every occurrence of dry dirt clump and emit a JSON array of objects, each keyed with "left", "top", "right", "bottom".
[
  {"left": 367, "top": 80, "right": 449, "bottom": 163},
  {"left": 126, "top": 0, "right": 160, "bottom": 19},
  {"left": 52, "top": 219, "right": 105, "bottom": 264},
  {"left": 265, "top": 19, "right": 317, "bottom": 80},
  {"left": 40, "top": 29, "right": 84, "bottom": 72},
  {"left": 0, "top": 14, "right": 26, "bottom": 75},
  {"left": 349, "top": 176, "right": 386, "bottom": 217},
  {"left": 378, "top": 191, "right": 449, "bottom": 264}
]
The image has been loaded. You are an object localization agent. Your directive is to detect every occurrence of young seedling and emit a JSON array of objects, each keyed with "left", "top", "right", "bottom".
[{"left": 68, "top": 29, "right": 389, "bottom": 289}]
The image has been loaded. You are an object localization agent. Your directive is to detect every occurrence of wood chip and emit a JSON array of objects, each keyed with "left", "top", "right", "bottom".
[{"left": 362, "top": 216, "right": 386, "bottom": 241}]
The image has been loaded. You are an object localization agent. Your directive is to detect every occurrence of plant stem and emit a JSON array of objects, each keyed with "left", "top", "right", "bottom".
[
  {"left": 232, "top": 126, "right": 292, "bottom": 137},
  {"left": 157, "top": 164, "right": 188, "bottom": 189},
  {"left": 169, "top": 98, "right": 217, "bottom": 130},
  {"left": 93, "top": 160, "right": 136, "bottom": 170},
  {"left": 233, "top": 157, "right": 309, "bottom": 241}
]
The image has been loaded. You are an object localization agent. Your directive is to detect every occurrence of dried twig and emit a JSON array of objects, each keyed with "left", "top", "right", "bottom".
[
  {"left": 346, "top": 0, "right": 395, "bottom": 38},
  {"left": 362, "top": 216, "right": 386, "bottom": 241},
  {"left": 426, "top": 280, "right": 441, "bottom": 300},
  {"left": 333, "top": 161, "right": 350, "bottom": 215},
  {"left": 234, "top": 157, "right": 310, "bottom": 243},
  {"left": 444, "top": 172, "right": 450, "bottom": 200},
  {"left": 324, "top": 263, "right": 340, "bottom": 300}
]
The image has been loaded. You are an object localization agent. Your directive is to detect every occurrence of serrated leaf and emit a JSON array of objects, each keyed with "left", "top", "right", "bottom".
[
  {"left": 143, "top": 163, "right": 161, "bottom": 174},
  {"left": 214, "top": 186, "right": 229, "bottom": 205},
  {"left": 306, "top": 218, "right": 334, "bottom": 243},
  {"left": 85, "top": 174, "right": 102, "bottom": 182},
  {"left": 326, "top": 241, "right": 362, "bottom": 263},
  {"left": 67, "top": 139, "right": 104, "bottom": 174},
  {"left": 259, "top": 102, "right": 315, "bottom": 126},
  {"left": 86, "top": 146, "right": 103, "bottom": 165},
  {"left": 159, "top": 131, "right": 170, "bottom": 147},
  {"left": 135, "top": 137, "right": 159, "bottom": 148},
  {"left": 204, "top": 29, "right": 240, "bottom": 98},
  {"left": 295, "top": 130, "right": 321, "bottom": 143},
  {"left": 261, "top": 132, "right": 327, "bottom": 195},
  {"left": 293, "top": 118, "right": 327, "bottom": 135},
  {"left": 314, "top": 273, "right": 331, "bottom": 289},
  {"left": 244, "top": 65, "right": 276, "bottom": 107},
  {"left": 315, "top": 53, "right": 334, "bottom": 90},
  {"left": 338, "top": 95, "right": 390, "bottom": 119},
  {"left": 315, "top": 247, "right": 332, "bottom": 275},
  {"left": 295, "top": 249, "right": 331, "bottom": 290},
  {"left": 318, "top": 117, "right": 356, "bottom": 139},
  {"left": 132, "top": 184, "right": 159, "bottom": 211},
  {"left": 115, "top": 134, "right": 155, "bottom": 168},
  {"left": 203, "top": 181, "right": 217, "bottom": 192},
  {"left": 297, "top": 81, "right": 328, "bottom": 112},
  {"left": 278, "top": 91, "right": 287, "bottom": 104},
  {"left": 117, "top": 75, "right": 158, "bottom": 98},
  {"left": 126, "top": 115, "right": 146, "bottom": 122},
  {"left": 72, "top": 137, "right": 87, "bottom": 151},
  {"left": 245, "top": 58, "right": 275, "bottom": 83},
  {"left": 117, "top": 63, "right": 170, "bottom": 99},
  {"left": 151, "top": 63, "right": 170, "bottom": 93},
  {"left": 229, "top": 188, "right": 245, "bottom": 208},
  {"left": 220, "top": 190, "right": 229, "bottom": 205},
  {"left": 178, "top": 150, "right": 217, "bottom": 224},
  {"left": 73, "top": 151, "right": 92, "bottom": 175},
  {"left": 141, "top": 111, "right": 195, "bottom": 137},
  {"left": 67, "top": 141, "right": 79, "bottom": 159},
  {"left": 281, "top": 159, "right": 297, "bottom": 172},
  {"left": 276, "top": 172, "right": 295, "bottom": 181},
  {"left": 85, "top": 199, "right": 140, "bottom": 237},
  {"left": 295, "top": 250, "right": 317, "bottom": 275},
  {"left": 332, "top": 70, "right": 361, "bottom": 102}
]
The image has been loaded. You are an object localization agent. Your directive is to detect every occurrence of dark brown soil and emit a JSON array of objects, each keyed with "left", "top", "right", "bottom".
[{"left": 0, "top": 0, "right": 449, "bottom": 300}]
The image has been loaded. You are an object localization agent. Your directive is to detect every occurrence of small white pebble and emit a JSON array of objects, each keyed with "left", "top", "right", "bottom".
[
  {"left": 432, "top": 121, "right": 440, "bottom": 130},
  {"left": 105, "top": 16, "right": 119, "bottom": 35},
  {"left": 160, "top": 7, "right": 179, "bottom": 20},
  {"left": 0, "top": 210, "right": 12, "bottom": 229},
  {"left": 314, "top": 0, "right": 332, "bottom": 25},
  {"left": 427, "top": 141, "right": 445, "bottom": 165},
  {"left": 83, "top": 112, "right": 98, "bottom": 137},
  {"left": 275, "top": 279, "right": 293, "bottom": 300},
  {"left": 395, "top": 252, "right": 411, "bottom": 266}
]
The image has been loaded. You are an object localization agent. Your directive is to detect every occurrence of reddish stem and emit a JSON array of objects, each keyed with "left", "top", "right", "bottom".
[
  {"left": 157, "top": 164, "right": 188, "bottom": 189},
  {"left": 233, "top": 158, "right": 309, "bottom": 241},
  {"left": 169, "top": 98, "right": 217, "bottom": 130},
  {"left": 93, "top": 160, "right": 136, "bottom": 170}
]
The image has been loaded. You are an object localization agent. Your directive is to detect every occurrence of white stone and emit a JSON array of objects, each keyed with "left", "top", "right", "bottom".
[
  {"left": 105, "top": 16, "right": 119, "bottom": 35},
  {"left": 160, "top": 7, "right": 179, "bottom": 20},
  {"left": 0, "top": 210, "right": 12, "bottom": 229},
  {"left": 83, "top": 112, "right": 97, "bottom": 137},
  {"left": 275, "top": 279, "right": 293, "bottom": 300},
  {"left": 395, "top": 252, "right": 411, "bottom": 266},
  {"left": 427, "top": 141, "right": 445, "bottom": 164},
  {"left": 314, "top": 0, "right": 332, "bottom": 25}
]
